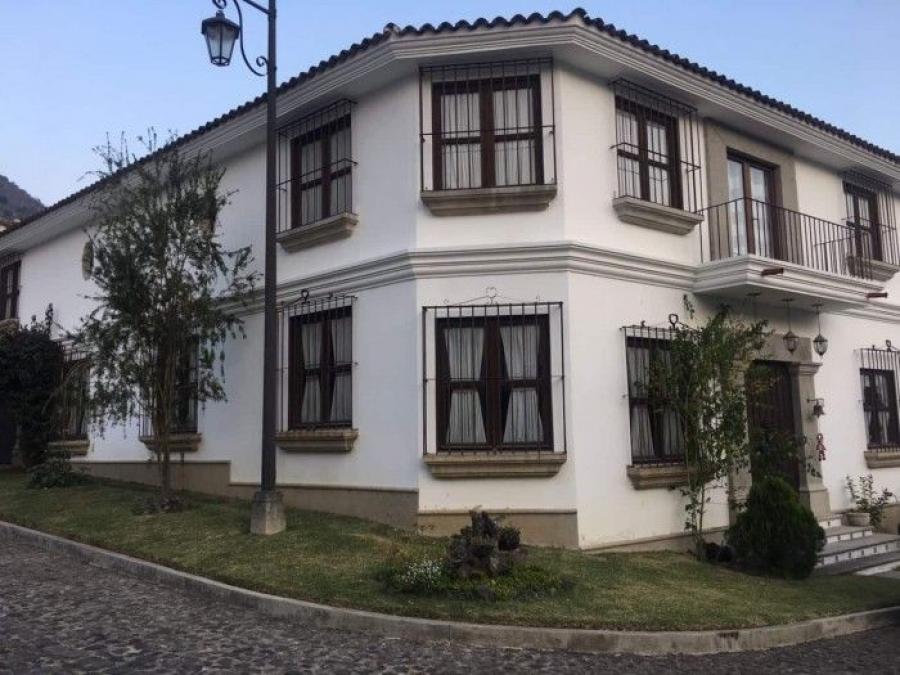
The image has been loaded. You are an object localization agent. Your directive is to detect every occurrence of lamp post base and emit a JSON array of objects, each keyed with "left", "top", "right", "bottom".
[{"left": 250, "top": 490, "right": 286, "bottom": 535}]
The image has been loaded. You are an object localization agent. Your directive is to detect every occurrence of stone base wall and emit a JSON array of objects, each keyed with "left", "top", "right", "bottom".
[
  {"left": 73, "top": 461, "right": 418, "bottom": 529},
  {"left": 417, "top": 509, "right": 579, "bottom": 548}
]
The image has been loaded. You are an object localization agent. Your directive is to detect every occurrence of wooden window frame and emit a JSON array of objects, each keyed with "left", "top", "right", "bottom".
[
  {"left": 726, "top": 151, "right": 779, "bottom": 256},
  {"left": 860, "top": 368, "right": 900, "bottom": 449},
  {"left": 615, "top": 99, "right": 683, "bottom": 209},
  {"left": 431, "top": 74, "right": 544, "bottom": 191},
  {"left": 289, "top": 113, "right": 352, "bottom": 229},
  {"left": 288, "top": 306, "right": 353, "bottom": 430},
  {"left": 625, "top": 336, "right": 685, "bottom": 464},
  {"left": 0, "top": 260, "right": 21, "bottom": 321},
  {"left": 844, "top": 182, "right": 883, "bottom": 262},
  {"left": 434, "top": 314, "right": 552, "bottom": 452}
]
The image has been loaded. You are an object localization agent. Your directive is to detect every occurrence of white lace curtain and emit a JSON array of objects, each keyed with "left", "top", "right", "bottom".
[
  {"left": 627, "top": 343, "right": 680, "bottom": 459},
  {"left": 500, "top": 324, "right": 543, "bottom": 443},
  {"left": 444, "top": 326, "right": 486, "bottom": 444},
  {"left": 330, "top": 316, "right": 352, "bottom": 423},
  {"left": 300, "top": 321, "right": 322, "bottom": 423}
]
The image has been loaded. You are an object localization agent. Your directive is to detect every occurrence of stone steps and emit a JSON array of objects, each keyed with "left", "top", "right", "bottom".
[
  {"left": 817, "top": 533, "right": 900, "bottom": 568},
  {"left": 815, "top": 549, "right": 900, "bottom": 576},
  {"left": 823, "top": 524, "right": 873, "bottom": 545}
]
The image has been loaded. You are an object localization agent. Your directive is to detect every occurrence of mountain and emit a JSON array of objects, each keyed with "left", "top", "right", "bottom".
[{"left": 0, "top": 174, "right": 44, "bottom": 222}]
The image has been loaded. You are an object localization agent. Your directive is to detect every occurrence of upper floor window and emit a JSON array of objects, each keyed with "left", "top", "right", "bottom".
[
  {"left": 624, "top": 325, "right": 684, "bottom": 465},
  {"left": 276, "top": 100, "right": 354, "bottom": 233},
  {"left": 282, "top": 295, "right": 353, "bottom": 430},
  {"left": 612, "top": 80, "right": 702, "bottom": 213},
  {"left": 843, "top": 172, "right": 898, "bottom": 267},
  {"left": 0, "top": 260, "right": 20, "bottom": 321},
  {"left": 420, "top": 59, "right": 556, "bottom": 193}
]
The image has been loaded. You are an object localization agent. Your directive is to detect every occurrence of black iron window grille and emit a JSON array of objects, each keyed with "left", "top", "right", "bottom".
[
  {"left": 859, "top": 343, "right": 900, "bottom": 451},
  {"left": 613, "top": 80, "right": 702, "bottom": 213},
  {"left": 139, "top": 342, "right": 199, "bottom": 437},
  {"left": 53, "top": 342, "right": 90, "bottom": 442},
  {"left": 423, "top": 301, "right": 565, "bottom": 454},
  {"left": 0, "top": 259, "right": 20, "bottom": 321},
  {"left": 843, "top": 172, "right": 899, "bottom": 267},
  {"left": 276, "top": 100, "right": 354, "bottom": 234},
  {"left": 278, "top": 292, "right": 354, "bottom": 431},
  {"left": 623, "top": 324, "right": 685, "bottom": 465},
  {"left": 419, "top": 59, "right": 556, "bottom": 191}
]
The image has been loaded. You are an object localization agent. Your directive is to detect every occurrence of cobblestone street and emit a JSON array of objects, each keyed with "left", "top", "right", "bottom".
[{"left": 0, "top": 537, "right": 898, "bottom": 674}]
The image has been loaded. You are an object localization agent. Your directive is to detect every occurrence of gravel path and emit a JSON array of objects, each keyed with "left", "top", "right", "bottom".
[{"left": 1, "top": 537, "right": 898, "bottom": 674}]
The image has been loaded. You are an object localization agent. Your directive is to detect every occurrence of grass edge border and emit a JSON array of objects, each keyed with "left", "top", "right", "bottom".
[{"left": 2, "top": 519, "right": 898, "bottom": 656}]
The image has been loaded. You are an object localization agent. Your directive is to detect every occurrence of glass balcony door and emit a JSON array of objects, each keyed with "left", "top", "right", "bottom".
[{"left": 727, "top": 155, "right": 777, "bottom": 258}]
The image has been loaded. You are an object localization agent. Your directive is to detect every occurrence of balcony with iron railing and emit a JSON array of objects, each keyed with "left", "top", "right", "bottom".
[{"left": 695, "top": 198, "right": 900, "bottom": 307}]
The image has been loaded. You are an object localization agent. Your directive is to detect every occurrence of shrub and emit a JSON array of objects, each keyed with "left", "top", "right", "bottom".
[
  {"left": 446, "top": 511, "right": 525, "bottom": 579},
  {"left": 26, "top": 451, "right": 88, "bottom": 489},
  {"left": 727, "top": 476, "right": 825, "bottom": 579}
]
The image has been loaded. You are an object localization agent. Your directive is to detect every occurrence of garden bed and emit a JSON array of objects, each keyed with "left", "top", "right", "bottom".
[{"left": 1, "top": 472, "right": 899, "bottom": 631}]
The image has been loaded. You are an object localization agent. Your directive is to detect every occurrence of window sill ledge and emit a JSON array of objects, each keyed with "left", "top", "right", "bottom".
[
  {"left": 627, "top": 463, "right": 690, "bottom": 489},
  {"left": 421, "top": 184, "right": 557, "bottom": 216},
  {"left": 424, "top": 452, "right": 566, "bottom": 479},
  {"left": 612, "top": 196, "right": 703, "bottom": 235},
  {"left": 276, "top": 212, "right": 358, "bottom": 252},
  {"left": 139, "top": 433, "right": 202, "bottom": 453},
  {"left": 275, "top": 428, "right": 358, "bottom": 453},
  {"left": 48, "top": 439, "right": 89, "bottom": 457},
  {"left": 0, "top": 317, "right": 19, "bottom": 335},
  {"left": 864, "top": 449, "right": 900, "bottom": 469}
]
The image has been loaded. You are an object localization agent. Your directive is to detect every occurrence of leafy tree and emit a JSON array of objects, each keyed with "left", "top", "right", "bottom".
[
  {"left": 75, "top": 132, "right": 257, "bottom": 509},
  {"left": 647, "top": 298, "right": 768, "bottom": 553},
  {"left": 0, "top": 308, "right": 61, "bottom": 467}
]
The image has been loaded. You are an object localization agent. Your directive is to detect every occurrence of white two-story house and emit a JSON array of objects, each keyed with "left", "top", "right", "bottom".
[{"left": 2, "top": 10, "right": 899, "bottom": 550}]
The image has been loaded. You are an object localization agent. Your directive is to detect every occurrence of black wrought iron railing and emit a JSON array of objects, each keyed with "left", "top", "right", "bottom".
[
  {"left": 613, "top": 80, "right": 703, "bottom": 213},
  {"left": 702, "top": 198, "right": 899, "bottom": 280},
  {"left": 859, "top": 343, "right": 900, "bottom": 452},
  {"left": 419, "top": 59, "right": 556, "bottom": 192},
  {"left": 422, "top": 300, "right": 566, "bottom": 455},
  {"left": 276, "top": 292, "right": 355, "bottom": 432},
  {"left": 276, "top": 100, "right": 355, "bottom": 235}
]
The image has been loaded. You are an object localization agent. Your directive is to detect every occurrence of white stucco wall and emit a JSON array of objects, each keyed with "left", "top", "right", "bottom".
[{"left": 9, "top": 53, "right": 900, "bottom": 549}]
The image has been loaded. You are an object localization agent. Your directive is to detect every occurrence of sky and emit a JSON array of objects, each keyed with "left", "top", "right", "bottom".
[{"left": 1, "top": 0, "right": 898, "bottom": 207}]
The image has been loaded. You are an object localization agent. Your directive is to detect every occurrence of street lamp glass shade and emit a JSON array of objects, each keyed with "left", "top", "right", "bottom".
[
  {"left": 783, "top": 330, "right": 799, "bottom": 354},
  {"left": 201, "top": 11, "right": 240, "bottom": 66},
  {"left": 813, "top": 333, "right": 829, "bottom": 356}
]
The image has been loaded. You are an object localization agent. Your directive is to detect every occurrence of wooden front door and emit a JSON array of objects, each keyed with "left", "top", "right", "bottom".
[
  {"left": 746, "top": 360, "right": 800, "bottom": 489},
  {"left": 0, "top": 401, "right": 14, "bottom": 465}
]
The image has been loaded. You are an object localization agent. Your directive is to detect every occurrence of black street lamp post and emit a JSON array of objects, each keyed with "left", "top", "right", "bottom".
[{"left": 201, "top": 0, "right": 285, "bottom": 535}]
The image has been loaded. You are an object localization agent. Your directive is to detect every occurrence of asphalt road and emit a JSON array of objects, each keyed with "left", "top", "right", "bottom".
[{"left": 1, "top": 537, "right": 898, "bottom": 674}]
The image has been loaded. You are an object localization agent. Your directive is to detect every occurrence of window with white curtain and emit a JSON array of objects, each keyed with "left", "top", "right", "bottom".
[
  {"left": 289, "top": 307, "right": 352, "bottom": 428},
  {"left": 614, "top": 98, "right": 680, "bottom": 209},
  {"left": 432, "top": 73, "right": 543, "bottom": 191},
  {"left": 436, "top": 315, "right": 550, "bottom": 451},
  {"left": 625, "top": 336, "right": 684, "bottom": 463},
  {"left": 290, "top": 113, "right": 352, "bottom": 228}
]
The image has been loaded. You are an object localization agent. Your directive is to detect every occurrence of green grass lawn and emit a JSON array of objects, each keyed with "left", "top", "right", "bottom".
[{"left": 1, "top": 471, "right": 898, "bottom": 631}]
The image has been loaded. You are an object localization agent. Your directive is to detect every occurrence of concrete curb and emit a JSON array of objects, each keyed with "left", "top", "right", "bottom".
[{"left": 2, "top": 520, "right": 898, "bottom": 656}]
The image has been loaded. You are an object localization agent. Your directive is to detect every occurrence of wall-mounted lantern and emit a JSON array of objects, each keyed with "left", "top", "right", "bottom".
[
  {"left": 812, "top": 303, "right": 828, "bottom": 357},
  {"left": 807, "top": 397, "right": 825, "bottom": 418},
  {"left": 782, "top": 298, "right": 799, "bottom": 354}
]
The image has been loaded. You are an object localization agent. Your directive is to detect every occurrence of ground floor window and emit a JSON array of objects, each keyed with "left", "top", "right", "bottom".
[
  {"left": 860, "top": 368, "right": 900, "bottom": 448},
  {"left": 283, "top": 294, "right": 353, "bottom": 430},
  {"left": 623, "top": 326, "right": 684, "bottom": 464},
  {"left": 425, "top": 302, "right": 562, "bottom": 453},
  {"left": 54, "top": 344, "right": 90, "bottom": 442}
]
